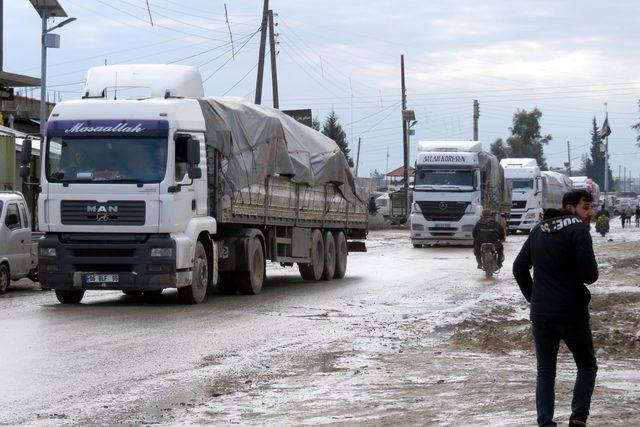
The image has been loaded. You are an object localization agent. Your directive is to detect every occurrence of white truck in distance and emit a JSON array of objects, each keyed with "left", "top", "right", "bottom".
[
  {"left": 410, "top": 141, "right": 510, "bottom": 246},
  {"left": 500, "top": 158, "right": 572, "bottom": 233},
  {"left": 24, "top": 64, "right": 367, "bottom": 305}
]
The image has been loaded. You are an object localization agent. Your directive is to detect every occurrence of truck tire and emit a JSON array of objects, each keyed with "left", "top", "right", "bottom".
[
  {"left": 0, "top": 264, "right": 9, "bottom": 294},
  {"left": 321, "top": 231, "right": 336, "bottom": 280},
  {"left": 55, "top": 289, "right": 85, "bottom": 304},
  {"left": 333, "top": 231, "right": 348, "bottom": 279},
  {"left": 298, "top": 229, "right": 324, "bottom": 281},
  {"left": 238, "top": 237, "right": 265, "bottom": 295},
  {"left": 178, "top": 241, "right": 208, "bottom": 304},
  {"left": 218, "top": 272, "right": 238, "bottom": 294}
]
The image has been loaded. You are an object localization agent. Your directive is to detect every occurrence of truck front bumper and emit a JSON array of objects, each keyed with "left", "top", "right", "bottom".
[
  {"left": 410, "top": 213, "right": 475, "bottom": 246},
  {"left": 38, "top": 233, "right": 179, "bottom": 291}
]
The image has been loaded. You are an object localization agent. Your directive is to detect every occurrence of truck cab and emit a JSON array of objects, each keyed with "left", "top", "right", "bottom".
[
  {"left": 0, "top": 192, "right": 37, "bottom": 293},
  {"left": 410, "top": 141, "right": 484, "bottom": 245},
  {"left": 500, "top": 158, "right": 543, "bottom": 232}
]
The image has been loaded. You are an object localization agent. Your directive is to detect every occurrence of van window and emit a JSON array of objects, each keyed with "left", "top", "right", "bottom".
[
  {"left": 19, "top": 203, "right": 29, "bottom": 229},
  {"left": 4, "top": 203, "right": 22, "bottom": 230},
  {"left": 0, "top": 201, "right": 3, "bottom": 218}
]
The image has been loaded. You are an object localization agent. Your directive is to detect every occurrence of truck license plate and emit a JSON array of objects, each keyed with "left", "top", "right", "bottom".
[
  {"left": 434, "top": 223, "right": 451, "bottom": 228},
  {"left": 85, "top": 274, "right": 119, "bottom": 284}
]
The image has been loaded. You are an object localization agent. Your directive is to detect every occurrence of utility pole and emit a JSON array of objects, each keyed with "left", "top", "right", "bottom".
[
  {"left": 355, "top": 137, "right": 361, "bottom": 177},
  {"left": 624, "top": 166, "right": 627, "bottom": 192},
  {"left": 254, "top": 0, "right": 269, "bottom": 104},
  {"left": 401, "top": 55, "right": 409, "bottom": 221},
  {"left": 386, "top": 144, "right": 389, "bottom": 189},
  {"left": 473, "top": 99, "right": 479, "bottom": 141},
  {"left": 267, "top": 9, "right": 279, "bottom": 109},
  {"left": 603, "top": 103, "right": 610, "bottom": 207},
  {"left": 566, "top": 140, "right": 572, "bottom": 176},
  {"left": 618, "top": 165, "right": 621, "bottom": 190},
  {"left": 0, "top": 0, "right": 4, "bottom": 71}
]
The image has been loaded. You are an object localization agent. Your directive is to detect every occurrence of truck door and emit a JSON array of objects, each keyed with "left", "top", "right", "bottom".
[
  {"left": 18, "top": 202, "right": 34, "bottom": 273},
  {"left": 3, "top": 203, "right": 29, "bottom": 276}
]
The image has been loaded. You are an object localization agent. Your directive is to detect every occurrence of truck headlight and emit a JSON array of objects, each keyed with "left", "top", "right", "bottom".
[
  {"left": 39, "top": 247, "right": 57, "bottom": 257},
  {"left": 464, "top": 204, "right": 477, "bottom": 215},
  {"left": 524, "top": 211, "right": 537, "bottom": 219},
  {"left": 150, "top": 248, "right": 173, "bottom": 257},
  {"left": 412, "top": 202, "right": 422, "bottom": 213}
]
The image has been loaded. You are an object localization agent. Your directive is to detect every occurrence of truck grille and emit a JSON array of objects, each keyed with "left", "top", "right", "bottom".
[
  {"left": 417, "top": 201, "right": 469, "bottom": 222},
  {"left": 512, "top": 200, "right": 527, "bottom": 209},
  {"left": 61, "top": 201, "right": 145, "bottom": 225}
]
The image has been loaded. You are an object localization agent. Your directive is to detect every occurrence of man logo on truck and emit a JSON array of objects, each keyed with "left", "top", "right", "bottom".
[{"left": 87, "top": 205, "right": 119, "bottom": 214}]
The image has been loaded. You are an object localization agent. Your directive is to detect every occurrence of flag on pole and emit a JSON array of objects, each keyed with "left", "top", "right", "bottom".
[{"left": 600, "top": 113, "right": 612, "bottom": 140}]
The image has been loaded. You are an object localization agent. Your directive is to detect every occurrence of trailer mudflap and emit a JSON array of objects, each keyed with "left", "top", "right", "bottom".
[{"left": 347, "top": 241, "right": 367, "bottom": 252}]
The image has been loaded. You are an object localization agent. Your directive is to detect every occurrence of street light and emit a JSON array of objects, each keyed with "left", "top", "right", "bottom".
[{"left": 29, "top": 0, "right": 74, "bottom": 138}]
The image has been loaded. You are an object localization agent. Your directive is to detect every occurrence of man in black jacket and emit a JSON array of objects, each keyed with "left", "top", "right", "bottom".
[{"left": 513, "top": 189, "right": 599, "bottom": 427}]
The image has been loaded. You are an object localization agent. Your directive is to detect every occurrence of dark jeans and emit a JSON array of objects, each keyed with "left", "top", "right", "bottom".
[{"left": 532, "top": 320, "right": 598, "bottom": 427}]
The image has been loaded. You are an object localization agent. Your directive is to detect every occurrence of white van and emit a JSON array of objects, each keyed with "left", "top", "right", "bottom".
[{"left": 0, "top": 192, "right": 37, "bottom": 293}]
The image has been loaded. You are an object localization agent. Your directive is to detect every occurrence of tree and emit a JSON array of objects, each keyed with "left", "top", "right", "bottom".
[
  {"left": 582, "top": 117, "right": 613, "bottom": 189},
  {"left": 632, "top": 100, "right": 640, "bottom": 146},
  {"left": 490, "top": 138, "right": 507, "bottom": 161},
  {"left": 322, "top": 110, "right": 354, "bottom": 167},
  {"left": 312, "top": 116, "right": 321, "bottom": 131},
  {"left": 505, "top": 108, "right": 552, "bottom": 168}
]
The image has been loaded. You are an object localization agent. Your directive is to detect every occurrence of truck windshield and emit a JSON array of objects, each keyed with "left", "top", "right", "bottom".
[
  {"left": 415, "top": 169, "right": 474, "bottom": 188},
  {"left": 508, "top": 179, "right": 534, "bottom": 190},
  {"left": 46, "top": 137, "right": 167, "bottom": 183}
]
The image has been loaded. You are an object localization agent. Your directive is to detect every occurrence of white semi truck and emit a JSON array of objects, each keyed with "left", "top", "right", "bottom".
[
  {"left": 21, "top": 64, "right": 367, "bottom": 304},
  {"left": 410, "top": 141, "right": 510, "bottom": 246},
  {"left": 500, "top": 158, "right": 572, "bottom": 233}
]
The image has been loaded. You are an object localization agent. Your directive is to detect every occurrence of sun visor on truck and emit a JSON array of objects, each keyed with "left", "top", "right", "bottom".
[{"left": 45, "top": 120, "right": 169, "bottom": 138}]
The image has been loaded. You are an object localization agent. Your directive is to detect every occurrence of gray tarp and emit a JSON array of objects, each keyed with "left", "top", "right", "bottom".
[
  {"left": 478, "top": 151, "right": 511, "bottom": 214},
  {"left": 198, "top": 98, "right": 360, "bottom": 203}
]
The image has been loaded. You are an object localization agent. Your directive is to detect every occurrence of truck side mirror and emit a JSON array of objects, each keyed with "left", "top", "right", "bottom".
[
  {"left": 19, "top": 164, "right": 31, "bottom": 179},
  {"left": 20, "top": 139, "right": 32, "bottom": 164},
  {"left": 188, "top": 166, "right": 202, "bottom": 179},
  {"left": 187, "top": 138, "right": 200, "bottom": 165}
]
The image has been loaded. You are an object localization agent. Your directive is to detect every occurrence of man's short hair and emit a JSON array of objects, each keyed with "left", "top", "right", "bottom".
[{"left": 562, "top": 189, "right": 593, "bottom": 208}]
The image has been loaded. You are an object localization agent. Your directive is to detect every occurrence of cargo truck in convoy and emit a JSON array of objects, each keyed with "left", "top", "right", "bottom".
[
  {"left": 410, "top": 141, "right": 510, "bottom": 246},
  {"left": 21, "top": 64, "right": 367, "bottom": 304},
  {"left": 500, "top": 158, "right": 572, "bottom": 233}
]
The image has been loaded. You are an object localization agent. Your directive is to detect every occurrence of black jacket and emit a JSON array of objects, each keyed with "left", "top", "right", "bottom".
[{"left": 512, "top": 214, "right": 598, "bottom": 323}]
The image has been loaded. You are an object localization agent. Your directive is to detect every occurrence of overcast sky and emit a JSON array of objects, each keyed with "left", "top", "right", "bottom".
[{"left": 5, "top": 0, "right": 640, "bottom": 180}]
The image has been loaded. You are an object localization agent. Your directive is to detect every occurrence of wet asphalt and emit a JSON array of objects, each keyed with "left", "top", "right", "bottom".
[{"left": 0, "top": 229, "right": 529, "bottom": 425}]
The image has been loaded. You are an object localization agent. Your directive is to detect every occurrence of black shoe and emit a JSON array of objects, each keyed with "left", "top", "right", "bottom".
[{"left": 569, "top": 415, "right": 587, "bottom": 426}]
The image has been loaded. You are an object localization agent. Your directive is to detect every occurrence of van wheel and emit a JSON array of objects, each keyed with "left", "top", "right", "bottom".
[
  {"left": 178, "top": 241, "right": 208, "bottom": 304},
  {"left": 298, "top": 229, "right": 324, "bottom": 281},
  {"left": 0, "top": 264, "right": 9, "bottom": 294},
  {"left": 238, "top": 237, "right": 265, "bottom": 295},
  {"left": 333, "top": 231, "right": 348, "bottom": 279},
  {"left": 55, "top": 289, "right": 85, "bottom": 304},
  {"left": 321, "top": 231, "right": 336, "bottom": 280}
]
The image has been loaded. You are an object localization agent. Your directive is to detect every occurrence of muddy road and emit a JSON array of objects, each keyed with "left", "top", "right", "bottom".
[{"left": 1, "top": 224, "right": 638, "bottom": 425}]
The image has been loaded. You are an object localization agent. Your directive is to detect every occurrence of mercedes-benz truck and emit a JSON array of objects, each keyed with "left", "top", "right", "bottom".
[{"left": 410, "top": 141, "right": 510, "bottom": 246}]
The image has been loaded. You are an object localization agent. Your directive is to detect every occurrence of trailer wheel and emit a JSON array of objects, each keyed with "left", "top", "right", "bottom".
[
  {"left": 55, "top": 289, "right": 85, "bottom": 304},
  {"left": 178, "top": 241, "right": 208, "bottom": 304},
  {"left": 321, "top": 231, "right": 336, "bottom": 281},
  {"left": 333, "top": 231, "right": 347, "bottom": 279},
  {"left": 298, "top": 229, "right": 324, "bottom": 281},
  {"left": 218, "top": 272, "right": 238, "bottom": 294},
  {"left": 238, "top": 237, "right": 265, "bottom": 295},
  {"left": 0, "top": 264, "right": 9, "bottom": 294}
]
